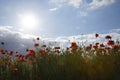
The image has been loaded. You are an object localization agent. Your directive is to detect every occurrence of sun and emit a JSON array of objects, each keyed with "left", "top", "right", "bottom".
[
  {"left": 21, "top": 15, "right": 37, "bottom": 27},
  {"left": 18, "top": 13, "right": 39, "bottom": 31}
]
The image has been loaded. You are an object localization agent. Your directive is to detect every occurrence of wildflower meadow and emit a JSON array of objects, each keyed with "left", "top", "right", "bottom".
[{"left": 0, "top": 34, "right": 120, "bottom": 80}]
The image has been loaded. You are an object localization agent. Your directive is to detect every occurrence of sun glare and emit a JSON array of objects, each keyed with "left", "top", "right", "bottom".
[{"left": 19, "top": 13, "right": 39, "bottom": 31}]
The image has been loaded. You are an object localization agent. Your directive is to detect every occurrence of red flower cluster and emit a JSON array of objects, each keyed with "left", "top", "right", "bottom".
[
  {"left": 70, "top": 42, "right": 78, "bottom": 51},
  {"left": 107, "top": 40, "right": 114, "bottom": 46}
]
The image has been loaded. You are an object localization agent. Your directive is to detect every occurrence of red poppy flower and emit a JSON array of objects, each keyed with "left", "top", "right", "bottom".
[
  {"left": 16, "top": 54, "right": 22, "bottom": 60},
  {"left": 29, "top": 50, "right": 35, "bottom": 55},
  {"left": 105, "top": 35, "right": 111, "bottom": 39},
  {"left": 0, "top": 49, "right": 4, "bottom": 53},
  {"left": 107, "top": 40, "right": 114, "bottom": 46},
  {"left": 37, "top": 37, "right": 40, "bottom": 40},
  {"left": 89, "top": 44, "right": 92, "bottom": 47},
  {"left": 100, "top": 43, "right": 105, "bottom": 47},
  {"left": 112, "top": 45, "right": 119, "bottom": 49},
  {"left": 46, "top": 48, "right": 50, "bottom": 51},
  {"left": 34, "top": 43, "right": 39, "bottom": 47},
  {"left": 95, "top": 42, "right": 99, "bottom": 46},
  {"left": 26, "top": 48, "right": 29, "bottom": 52},
  {"left": 70, "top": 42, "right": 78, "bottom": 51},
  {"left": 95, "top": 33, "right": 99, "bottom": 38},
  {"left": 93, "top": 45, "right": 98, "bottom": 50},
  {"left": 42, "top": 45, "right": 46, "bottom": 47},
  {"left": 86, "top": 46, "right": 92, "bottom": 50},
  {"left": 40, "top": 50, "right": 45, "bottom": 56},
  {"left": 71, "top": 42, "right": 77, "bottom": 46},
  {"left": 86, "top": 44, "right": 92, "bottom": 50}
]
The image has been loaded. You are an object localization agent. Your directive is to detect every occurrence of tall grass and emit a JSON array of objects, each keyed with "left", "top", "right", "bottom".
[{"left": 0, "top": 34, "right": 120, "bottom": 80}]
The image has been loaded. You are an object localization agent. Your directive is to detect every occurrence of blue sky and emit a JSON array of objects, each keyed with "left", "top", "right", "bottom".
[
  {"left": 0, "top": 0, "right": 120, "bottom": 37},
  {"left": 0, "top": 0, "right": 120, "bottom": 54}
]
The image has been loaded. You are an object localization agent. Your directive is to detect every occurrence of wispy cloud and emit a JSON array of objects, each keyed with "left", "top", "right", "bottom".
[
  {"left": 49, "top": 0, "right": 83, "bottom": 9},
  {"left": 87, "top": 0, "right": 115, "bottom": 10},
  {"left": 49, "top": 0, "right": 115, "bottom": 9},
  {"left": 68, "top": 0, "right": 83, "bottom": 8},
  {"left": 49, "top": 7, "right": 59, "bottom": 11},
  {"left": 49, "top": 0, "right": 116, "bottom": 16}
]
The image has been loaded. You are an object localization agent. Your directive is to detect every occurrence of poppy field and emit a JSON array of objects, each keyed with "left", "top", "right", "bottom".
[{"left": 0, "top": 34, "right": 120, "bottom": 80}]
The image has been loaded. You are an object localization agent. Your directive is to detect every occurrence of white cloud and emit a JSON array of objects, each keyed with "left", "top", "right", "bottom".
[
  {"left": 110, "top": 28, "right": 120, "bottom": 33},
  {"left": 49, "top": 0, "right": 116, "bottom": 16},
  {"left": 0, "top": 26, "right": 37, "bottom": 54},
  {"left": 49, "top": 0, "right": 67, "bottom": 4},
  {"left": 87, "top": 0, "right": 115, "bottom": 10},
  {"left": 49, "top": 0, "right": 83, "bottom": 8},
  {"left": 68, "top": 0, "right": 83, "bottom": 8},
  {"left": 49, "top": 7, "right": 59, "bottom": 11},
  {"left": 0, "top": 26, "right": 120, "bottom": 54}
]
